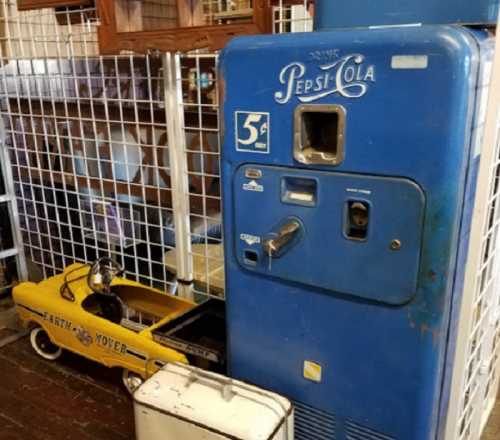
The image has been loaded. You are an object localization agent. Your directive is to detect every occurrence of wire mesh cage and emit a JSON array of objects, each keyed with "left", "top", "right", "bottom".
[
  {"left": 175, "top": 51, "right": 222, "bottom": 299},
  {"left": 0, "top": 2, "right": 98, "bottom": 58},
  {"left": 1, "top": 51, "right": 181, "bottom": 292},
  {"left": 0, "top": 0, "right": 314, "bottom": 302},
  {"left": 452, "top": 106, "right": 500, "bottom": 440},
  {"left": 0, "top": 0, "right": 256, "bottom": 302}
]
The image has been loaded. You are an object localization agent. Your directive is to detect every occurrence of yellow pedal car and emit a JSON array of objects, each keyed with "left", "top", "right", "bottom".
[{"left": 12, "top": 259, "right": 226, "bottom": 393}]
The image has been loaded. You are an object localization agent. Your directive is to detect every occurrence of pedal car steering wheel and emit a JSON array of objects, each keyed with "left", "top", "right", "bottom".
[
  {"left": 87, "top": 258, "right": 125, "bottom": 324},
  {"left": 87, "top": 257, "right": 124, "bottom": 296}
]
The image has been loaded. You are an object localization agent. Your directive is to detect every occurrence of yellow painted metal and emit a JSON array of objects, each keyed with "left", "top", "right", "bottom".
[{"left": 13, "top": 263, "right": 196, "bottom": 380}]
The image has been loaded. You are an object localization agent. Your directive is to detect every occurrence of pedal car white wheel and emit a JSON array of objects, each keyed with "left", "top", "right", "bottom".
[
  {"left": 30, "top": 327, "right": 62, "bottom": 361},
  {"left": 122, "top": 369, "right": 144, "bottom": 394}
]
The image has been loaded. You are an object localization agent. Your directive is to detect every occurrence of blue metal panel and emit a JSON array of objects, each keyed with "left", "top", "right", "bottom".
[
  {"left": 314, "top": 0, "right": 499, "bottom": 30},
  {"left": 233, "top": 165, "right": 425, "bottom": 305},
  {"left": 220, "top": 26, "right": 489, "bottom": 440}
]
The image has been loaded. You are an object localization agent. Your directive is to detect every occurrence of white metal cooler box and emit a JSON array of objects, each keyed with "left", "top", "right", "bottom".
[{"left": 134, "top": 363, "right": 294, "bottom": 440}]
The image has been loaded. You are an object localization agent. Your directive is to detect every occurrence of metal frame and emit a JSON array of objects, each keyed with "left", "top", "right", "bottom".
[
  {"left": 178, "top": 50, "right": 223, "bottom": 300},
  {"left": 163, "top": 52, "right": 193, "bottom": 300}
]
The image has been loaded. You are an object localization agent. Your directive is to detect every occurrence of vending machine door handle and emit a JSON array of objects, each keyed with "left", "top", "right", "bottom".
[{"left": 262, "top": 219, "right": 302, "bottom": 258}]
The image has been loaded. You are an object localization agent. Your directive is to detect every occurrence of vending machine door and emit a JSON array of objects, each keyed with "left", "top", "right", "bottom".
[{"left": 233, "top": 165, "right": 425, "bottom": 305}]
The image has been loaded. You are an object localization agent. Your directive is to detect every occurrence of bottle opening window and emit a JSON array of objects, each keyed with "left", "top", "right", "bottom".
[{"left": 294, "top": 104, "right": 346, "bottom": 166}]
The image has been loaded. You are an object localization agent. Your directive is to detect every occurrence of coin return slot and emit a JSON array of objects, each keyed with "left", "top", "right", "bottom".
[
  {"left": 294, "top": 104, "right": 346, "bottom": 166},
  {"left": 346, "top": 201, "right": 370, "bottom": 240},
  {"left": 244, "top": 250, "right": 259, "bottom": 266}
]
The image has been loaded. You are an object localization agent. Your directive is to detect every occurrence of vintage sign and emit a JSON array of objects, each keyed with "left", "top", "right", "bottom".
[{"left": 274, "top": 54, "right": 376, "bottom": 104}]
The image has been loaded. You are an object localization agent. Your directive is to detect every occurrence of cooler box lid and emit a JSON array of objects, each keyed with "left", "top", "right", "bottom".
[
  {"left": 134, "top": 363, "right": 292, "bottom": 440},
  {"left": 314, "top": 0, "right": 499, "bottom": 30}
]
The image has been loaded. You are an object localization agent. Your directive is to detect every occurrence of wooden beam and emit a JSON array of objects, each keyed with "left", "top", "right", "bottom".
[{"left": 17, "top": 0, "right": 93, "bottom": 11}]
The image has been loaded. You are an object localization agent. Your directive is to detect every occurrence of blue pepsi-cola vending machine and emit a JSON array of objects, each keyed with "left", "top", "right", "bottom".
[{"left": 221, "top": 4, "right": 496, "bottom": 439}]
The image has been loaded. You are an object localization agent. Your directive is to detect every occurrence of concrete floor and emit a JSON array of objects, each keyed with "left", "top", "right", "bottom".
[{"left": 0, "top": 302, "right": 499, "bottom": 440}]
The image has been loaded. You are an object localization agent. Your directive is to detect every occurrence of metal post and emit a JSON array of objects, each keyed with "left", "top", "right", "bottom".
[{"left": 163, "top": 52, "right": 194, "bottom": 301}]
